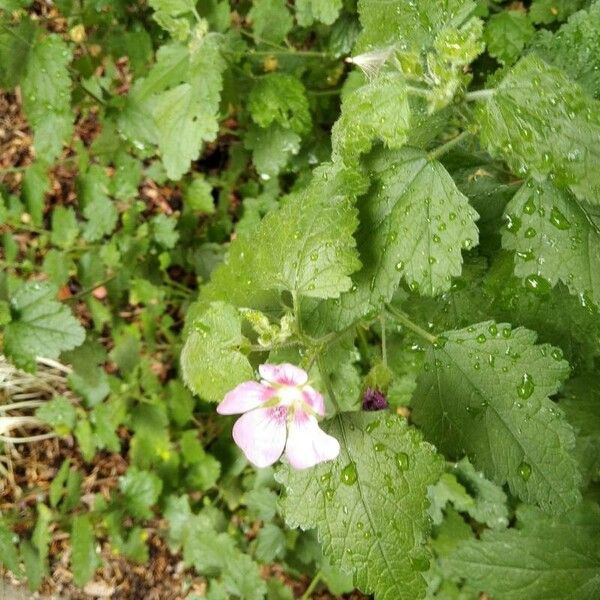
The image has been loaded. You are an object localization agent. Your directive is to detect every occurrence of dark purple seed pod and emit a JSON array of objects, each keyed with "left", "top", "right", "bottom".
[{"left": 362, "top": 388, "right": 389, "bottom": 411}]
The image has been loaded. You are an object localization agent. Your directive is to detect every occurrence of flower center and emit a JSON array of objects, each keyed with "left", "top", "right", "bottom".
[{"left": 276, "top": 385, "right": 305, "bottom": 408}]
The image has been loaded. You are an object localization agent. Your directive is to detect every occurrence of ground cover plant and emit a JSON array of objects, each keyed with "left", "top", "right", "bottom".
[{"left": 0, "top": 0, "right": 599, "bottom": 598}]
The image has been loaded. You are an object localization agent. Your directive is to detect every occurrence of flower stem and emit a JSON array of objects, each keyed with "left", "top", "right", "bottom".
[
  {"left": 66, "top": 275, "right": 116, "bottom": 302},
  {"left": 464, "top": 88, "right": 495, "bottom": 101},
  {"left": 317, "top": 357, "right": 341, "bottom": 413},
  {"left": 427, "top": 130, "right": 471, "bottom": 161},
  {"left": 300, "top": 570, "right": 323, "bottom": 600},
  {"left": 380, "top": 311, "right": 388, "bottom": 367},
  {"left": 405, "top": 85, "right": 431, "bottom": 98},
  {"left": 386, "top": 305, "right": 437, "bottom": 345}
]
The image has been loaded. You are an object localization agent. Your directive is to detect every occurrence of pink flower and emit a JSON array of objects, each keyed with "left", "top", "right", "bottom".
[{"left": 217, "top": 364, "right": 340, "bottom": 469}]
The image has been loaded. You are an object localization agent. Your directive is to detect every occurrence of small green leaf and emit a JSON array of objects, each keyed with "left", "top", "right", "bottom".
[
  {"left": 49, "top": 459, "right": 70, "bottom": 508},
  {"left": 151, "top": 214, "right": 179, "bottom": 248},
  {"left": 245, "top": 124, "right": 301, "bottom": 177},
  {"left": 181, "top": 301, "right": 253, "bottom": 402},
  {"left": 0, "top": 518, "right": 21, "bottom": 576},
  {"left": 255, "top": 523, "right": 286, "bottom": 561},
  {"left": 248, "top": 74, "right": 310, "bottom": 134},
  {"left": 248, "top": 0, "right": 293, "bottom": 43},
  {"left": 296, "top": 0, "right": 342, "bottom": 26},
  {"left": 35, "top": 397, "right": 77, "bottom": 435},
  {"left": 71, "top": 515, "right": 100, "bottom": 587},
  {"left": 4, "top": 282, "right": 85, "bottom": 370},
  {"left": 119, "top": 467, "right": 163, "bottom": 520},
  {"left": 22, "top": 162, "right": 48, "bottom": 226},
  {"left": 184, "top": 176, "right": 215, "bottom": 212},
  {"left": 21, "top": 34, "right": 72, "bottom": 162},
  {"left": 485, "top": 10, "right": 534, "bottom": 65},
  {"left": 332, "top": 73, "right": 411, "bottom": 164},
  {"left": 530, "top": 1, "right": 600, "bottom": 98},
  {"left": 50, "top": 206, "right": 79, "bottom": 249}
]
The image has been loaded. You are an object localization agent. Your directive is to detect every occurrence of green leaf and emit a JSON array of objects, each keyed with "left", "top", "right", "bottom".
[
  {"left": 0, "top": 19, "right": 35, "bottom": 88},
  {"left": 530, "top": 2, "right": 600, "bottom": 98},
  {"left": 181, "top": 301, "right": 254, "bottom": 402},
  {"left": 21, "top": 540, "right": 45, "bottom": 591},
  {"left": 245, "top": 488, "right": 278, "bottom": 521},
  {"left": 529, "top": 0, "right": 587, "bottom": 24},
  {"left": 183, "top": 517, "right": 267, "bottom": 599},
  {"left": 118, "top": 467, "right": 163, "bottom": 519},
  {"left": 561, "top": 377, "right": 600, "bottom": 483},
  {"left": 296, "top": 0, "right": 342, "bottom": 26},
  {"left": 149, "top": 0, "right": 196, "bottom": 38},
  {"left": 204, "top": 163, "right": 363, "bottom": 305},
  {"left": 355, "top": 0, "right": 475, "bottom": 53},
  {"left": 21, "top": 34, "right": 72, "bottom": 162},
  {"left": 444, "top": 502, "right": 600, "bottom": 599},
  {"left": 332, "top": 73, "right": 411, "bottom": 165},
  {"left": 4, "top": 281, "right": 85, "bottom": 370},
  {"left": 50, "top": 206, "right": 79, "bottom": 249},
  {"left": 255, "top": 523, "right": 286, "bottom": 561},
  {"left": 245, "top": 125, "right": 301, "bottom": 177},
  {"left": 412, "top": 320, "right": 581, "bottom": 514},
  {"left": 248, "top": 74, "right": 310, "bottom": 134},
  {"left": 450, "top": 458, "right": 508, "bottom": 529},
  {"left": 153, "top": 37, "right": 225, "bottom": 180},
  {"left": 277, "top": 413, "right": 443, "bottom": 600},
  {"left": 49, "top": 459, "right": 70, "bottom": 508},
  {"left": 0, "top": 517, "right": 21, "bottom": 576},
  {"left": 35, "top": 397, "right": 77, "bottom": 435},
  {"left": 485, "top": 10, "right": 534, "bottom": 66},
  {"left": 22, "top": 162, "right": 49, "bottom": 226},
  {"left": 502, "top": 180, "right": 600, "bottom": 305},
  {"left": 71, "top": 514, "right": 100, "bottom": 587},
  {"left": 78, "top": 166, "right": 118, "bottom": 242},
  {"left": 184, "top": 176, "right": 215, "bottom": 212},
  {"left": 475, "top": 55, "right": 600, "bottom": 203},
  {"left": 310, "top": 147, "right": 479, "bottom": 330},
  {"left": 151, "top": 213, "right": 179, "bottom": 248},
  {"left": 248, "top": 0, "right": 293, "bottom": 43},
  {"left": 75, "top": 418, "right": 95, "bottom": 462}
]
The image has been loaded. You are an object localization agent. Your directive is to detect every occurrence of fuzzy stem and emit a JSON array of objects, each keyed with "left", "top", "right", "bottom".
[
  {"left": 428, "top": 130, "right": 471, "bottom": 161},
  {"left": 464, "top": 88, "right": 495, "bottom": 101},
  {"left": 386, "top": 305, "right": 437, "bottom": 345},
  {"left": 300, "top": 570, "right": 323, "bottom": 600}
]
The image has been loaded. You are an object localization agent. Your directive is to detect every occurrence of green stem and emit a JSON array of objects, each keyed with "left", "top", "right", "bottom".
[
  {"left": 428, "top": 130, "right": 471, "bottom": 161},
  {"left": 300, "top": 570, "right": 323, "bottom": 600},
  {"left": 250, "top": 48, "right": 332, "bottom": 58},
  {"left": 66, "top": 275, "right": 116, "bottom": 302},
  {"left": 405, "top": 85, "right": 431, "bottom": 98},
  {"left": 239, "top": 28, "right": 332, "bottom": 57},
  {"left": 386, "top": 305, "right": 437, "bottom": 345},
  {"left": 292, "top": 290, "right": 302, "bottom": 336},
  {"left": 464, "top": 88, "right": 495, "bottom": 102},
  {"left": 317, "top": 357, "right": 341, "bottom": 413},
  {"left": 380, "top": 311, "right": 388, "bottom": 367}
]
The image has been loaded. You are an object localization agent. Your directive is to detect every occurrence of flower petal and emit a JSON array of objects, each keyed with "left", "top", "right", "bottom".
[
  {"left": 217, "top": 382, "right": 274, "bottom": 415},
  {"left": 302, "top": 385, "right": 325, "bottom": 416},
  {"left": 232, "top": 407, "right": 287, "bottom": 468},
  {"left": 259, "top": 363, "right": 308, "bottom": 386},
  {"left": 285, "top": 412, "right": 340, "bottom": 470}
]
